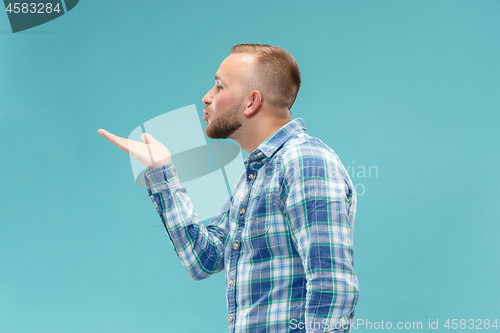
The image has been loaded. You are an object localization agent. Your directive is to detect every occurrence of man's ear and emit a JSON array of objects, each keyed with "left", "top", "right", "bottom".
[{"left": 243, "top": 90, "right": 262, "bottom": 117}]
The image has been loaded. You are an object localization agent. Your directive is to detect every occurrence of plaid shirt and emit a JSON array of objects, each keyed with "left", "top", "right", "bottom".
[{"left": 144, "top": 118, "right": 359, "bottom": 333}]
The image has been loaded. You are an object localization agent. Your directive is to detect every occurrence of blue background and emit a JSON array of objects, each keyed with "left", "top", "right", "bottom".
[{"left": 1, "top": 1, "right": 499, "bottom": 332}]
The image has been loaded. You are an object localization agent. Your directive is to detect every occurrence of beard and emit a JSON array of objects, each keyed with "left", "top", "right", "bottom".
[{"left": 205, "top": 102, "right": 243, "bottom": 139}]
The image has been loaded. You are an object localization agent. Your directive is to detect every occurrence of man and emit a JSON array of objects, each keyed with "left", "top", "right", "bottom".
[{"left": 98, "top": 44, "right": 359, "bottom": 333}]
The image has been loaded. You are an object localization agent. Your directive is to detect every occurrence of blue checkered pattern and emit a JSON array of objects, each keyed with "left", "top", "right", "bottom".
[{"left": 144, "top": 118, "right": 359, "bottom": 333}]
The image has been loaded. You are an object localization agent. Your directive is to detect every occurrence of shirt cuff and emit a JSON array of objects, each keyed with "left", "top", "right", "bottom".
[{"left": 143, "top": 162, "right": 181, "bottom": 191}]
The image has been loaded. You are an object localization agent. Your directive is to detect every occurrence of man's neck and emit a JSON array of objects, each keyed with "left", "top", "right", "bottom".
[{"left": 232, "top": 117, "right": 291, "bottom": 155}]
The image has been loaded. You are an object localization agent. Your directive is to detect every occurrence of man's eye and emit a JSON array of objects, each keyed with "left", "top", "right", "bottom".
[{"left": 217, "top": 85, "right": 223, "bottom": 91}]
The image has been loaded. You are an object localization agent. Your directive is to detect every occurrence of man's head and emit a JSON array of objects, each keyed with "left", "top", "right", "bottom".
[
  {"left": 203, "top": 44, "right": 301, "bottom": 140},
  {"left": 230, "top": 44, "right": 301, "bottom": 111}
]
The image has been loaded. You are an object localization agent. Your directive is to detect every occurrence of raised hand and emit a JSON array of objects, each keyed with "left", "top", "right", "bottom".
[{"left": 98, "top": 129, "right": 171, "bottom": 170}]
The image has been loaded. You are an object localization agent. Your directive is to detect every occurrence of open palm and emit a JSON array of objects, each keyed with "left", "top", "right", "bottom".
[{"left": 98, "top": 129, "right": 171, "bottom": 170}]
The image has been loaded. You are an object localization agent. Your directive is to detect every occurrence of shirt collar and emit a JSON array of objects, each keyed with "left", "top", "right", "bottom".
[{"left": 245, "top": 118, "right": 306, "bottom": 164}]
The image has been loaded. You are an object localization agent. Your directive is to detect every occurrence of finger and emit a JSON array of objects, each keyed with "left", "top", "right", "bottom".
[
  {"left": 98, "top": 129, "right": 120, "bottom": 145},
  {"left": 98, "top": 129, "right": 131, "bottom": 154}
]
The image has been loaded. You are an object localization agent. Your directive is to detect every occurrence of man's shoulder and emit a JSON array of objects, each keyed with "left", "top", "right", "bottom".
[
  {"left": 277, "top": 131, "right": 340, "bottom": 167},
  {"left": 274, "top": 132, "right": 355, "bottom": 199}
]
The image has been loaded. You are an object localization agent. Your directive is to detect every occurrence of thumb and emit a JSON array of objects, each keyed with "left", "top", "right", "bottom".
[{"left": 141, "top": 133, "right": 155, "bottom": 144}]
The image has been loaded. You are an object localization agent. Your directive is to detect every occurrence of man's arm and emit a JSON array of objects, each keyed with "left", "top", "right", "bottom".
[
  {"left": 281, "top": 143, "right": 359, "bottom": 332},
  {"left": 97, "top": 129, "right": 230, "bottom": 280},
  {"left": 145, "top": 162, "right": 231, "bottom": 280}
]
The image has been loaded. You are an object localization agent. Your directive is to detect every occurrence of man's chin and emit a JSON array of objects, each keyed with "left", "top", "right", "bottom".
[{"left": 205, "top": 124, "right": 217, "bottom": 139}]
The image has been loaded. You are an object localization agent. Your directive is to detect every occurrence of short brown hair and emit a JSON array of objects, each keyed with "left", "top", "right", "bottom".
[{"left": 230, "top": 43, "right": 301, "bottom": 111}]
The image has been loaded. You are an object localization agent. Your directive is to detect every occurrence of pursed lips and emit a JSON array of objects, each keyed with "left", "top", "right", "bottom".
[{"left": 203, "top": 110, "right": 210, "bottom": 121}]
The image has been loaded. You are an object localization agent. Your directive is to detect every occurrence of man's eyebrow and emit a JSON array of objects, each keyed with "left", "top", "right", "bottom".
[{"left": 214, "top": 75, "right": 224, "bottom": 84}]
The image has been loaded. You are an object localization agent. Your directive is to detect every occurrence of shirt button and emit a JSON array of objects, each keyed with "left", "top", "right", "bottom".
[
  {"left": 240, "top": 208, "right": 245, "bottom": 215},
  {"left": 248, "top": 174, "right": 254, "bottom": 180},
  {"left": 228, "top": 315, "right": 233, "bottom": 323},
  {"left": 233, "top": 243, "right": 239, "bottom": 250},
  {"left": 229, "top": 280, "right": 234, "bottom": 287}
]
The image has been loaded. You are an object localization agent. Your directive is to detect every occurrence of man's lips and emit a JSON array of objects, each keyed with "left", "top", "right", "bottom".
[{"left": 203, "top": 112, "right": 210, "bottom": 121}]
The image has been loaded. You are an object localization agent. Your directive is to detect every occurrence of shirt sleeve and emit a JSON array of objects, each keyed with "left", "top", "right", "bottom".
[
  {"left": 280, "top": 143, "right": 359, "bottom": 332},
  {"left": 144, "top": 161, "right": 232, "bottom": 281}
]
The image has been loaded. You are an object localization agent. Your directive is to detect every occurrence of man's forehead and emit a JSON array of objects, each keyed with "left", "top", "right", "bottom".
[{"left": 216, "top": 53, "right": 256, "bottom": 81}]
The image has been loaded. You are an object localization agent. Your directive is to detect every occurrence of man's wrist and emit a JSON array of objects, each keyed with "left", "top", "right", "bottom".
[{"left": 148, "top": 157, "right": 171, "bottom": 170}]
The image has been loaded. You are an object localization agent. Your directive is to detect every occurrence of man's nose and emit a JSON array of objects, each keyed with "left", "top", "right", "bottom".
[{"left": 202, "top": 89, "right": 213, "bottom": 106}]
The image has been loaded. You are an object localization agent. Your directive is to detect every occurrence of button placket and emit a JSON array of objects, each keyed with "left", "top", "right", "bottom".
[
  {"left": 226, "top": 226, "right": 243, "bottom": 332},
  {"left": 227, "top": 195, "right": 250, "bottom": 332}
]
